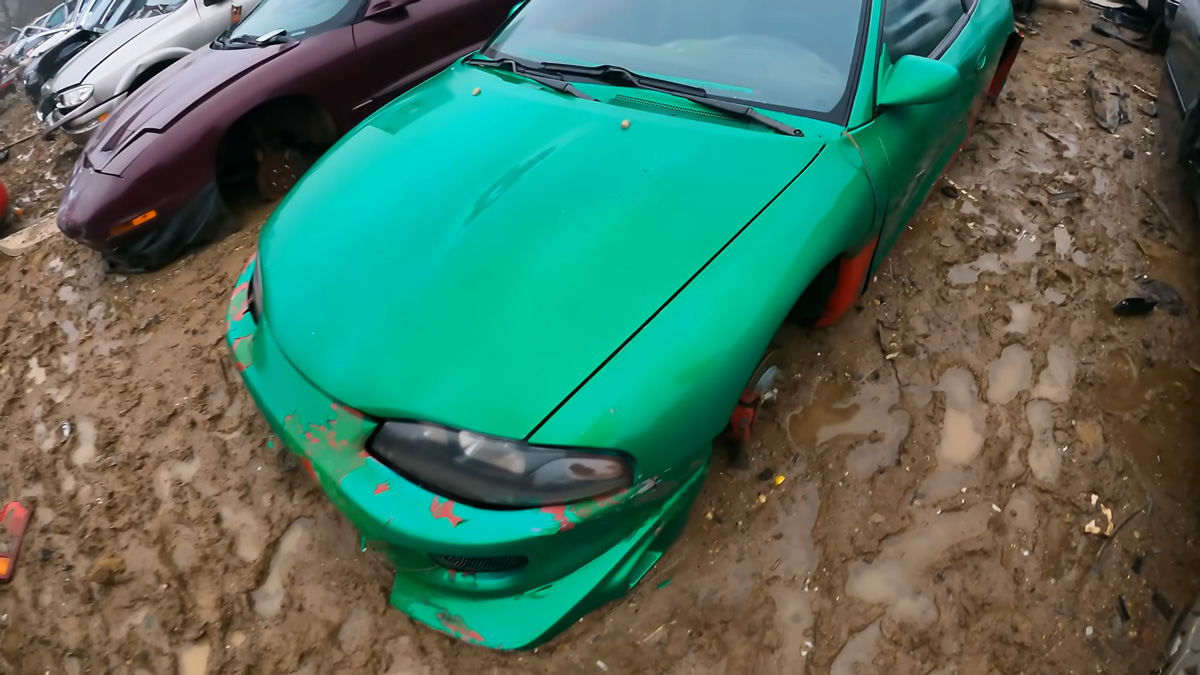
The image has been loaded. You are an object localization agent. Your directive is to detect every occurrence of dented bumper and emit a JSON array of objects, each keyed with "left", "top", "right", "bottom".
[{"left": 226, "top": 255, "right": 705, "bottom": 649}]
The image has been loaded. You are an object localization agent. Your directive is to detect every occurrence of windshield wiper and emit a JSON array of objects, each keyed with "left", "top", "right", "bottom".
[
  {"left": 224, "top": 29, "right": 289, "bottom": 48},
  {"left": 536, "top": 62, "right": 802, "bottom": 137},
  {"left": 463, "top": 55, "right": 597, "bottom": 102}
]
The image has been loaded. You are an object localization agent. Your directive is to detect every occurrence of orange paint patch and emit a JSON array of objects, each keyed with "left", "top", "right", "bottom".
[
  {"left": 815, "top": 237, "right": 879, "bottom": 328},
  {"left": 431, "top": 497, "right": 465, "bottom": 527}
]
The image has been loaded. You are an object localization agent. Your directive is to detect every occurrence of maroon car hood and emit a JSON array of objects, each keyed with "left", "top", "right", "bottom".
[{"left": 87, "top": 42, "right": 298, "bottom": 173}]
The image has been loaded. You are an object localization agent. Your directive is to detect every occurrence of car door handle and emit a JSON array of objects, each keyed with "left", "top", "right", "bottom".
[{"left": 976, "top": 50, "right": 988, "bottom": 71}]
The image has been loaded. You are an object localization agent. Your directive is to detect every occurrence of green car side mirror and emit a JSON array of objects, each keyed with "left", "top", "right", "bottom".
[{"left": 877, "top": 54, "right": 960, "bottom": 107}]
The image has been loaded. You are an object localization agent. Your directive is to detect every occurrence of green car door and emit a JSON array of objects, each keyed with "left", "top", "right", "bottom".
[{"left": 863, "top": 0, "right": 1009, "bottom": 266}]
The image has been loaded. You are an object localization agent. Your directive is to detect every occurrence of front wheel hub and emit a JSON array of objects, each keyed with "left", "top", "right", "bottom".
[
  {"left": 256, "top": 149, "right": 309, "bottom": 201},
  {"left": 727, "top": 348, "right": 783, "bottom": 444}
]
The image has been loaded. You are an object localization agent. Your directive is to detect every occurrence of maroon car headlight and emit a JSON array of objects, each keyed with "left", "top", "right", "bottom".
[{"left": 369, "top": 421, "right": 633, "bottom": 508}]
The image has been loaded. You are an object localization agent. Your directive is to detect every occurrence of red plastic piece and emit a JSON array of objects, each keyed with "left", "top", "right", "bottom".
[
  {"left": 815, "top": 236, "right": 879, "bottom": 328},
  {"left": 0, "top": 501, "right": 33, "bottom": 583},
  {"left": 988, "top": 31, "right": 1025, "bottom": 103},
  {"left": 0, "top": 179, "right": 8, "bottom": 223},
  {"left": 727, "top": 388, "right": 759, "bottom": 443}
]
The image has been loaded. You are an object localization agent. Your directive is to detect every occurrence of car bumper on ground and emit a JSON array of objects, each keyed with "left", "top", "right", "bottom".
[{"left": 225, "top": 255, "right": 706, "bottom": 649}]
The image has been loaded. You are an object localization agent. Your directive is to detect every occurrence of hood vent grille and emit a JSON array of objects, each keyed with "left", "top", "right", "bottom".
[{"left": 607, "top": 94, "right": 771, "bottom": 132}]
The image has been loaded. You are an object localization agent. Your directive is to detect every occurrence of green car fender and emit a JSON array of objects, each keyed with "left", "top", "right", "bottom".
[{"left": 531, "top": 138, "right": 881, "bottom": 473}]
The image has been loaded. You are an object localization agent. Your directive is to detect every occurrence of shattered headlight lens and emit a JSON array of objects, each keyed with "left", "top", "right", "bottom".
[
  {"left": 369, "top": 422, "right": 633, "bottom": 508},
  {"left": 56, "top": 84, "right": 92, "bottom": 109}
]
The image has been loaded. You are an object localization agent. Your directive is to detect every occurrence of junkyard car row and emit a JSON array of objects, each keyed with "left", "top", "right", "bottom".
[{"left": 1, "top": 0, "right": 1197, "bottom": 653}]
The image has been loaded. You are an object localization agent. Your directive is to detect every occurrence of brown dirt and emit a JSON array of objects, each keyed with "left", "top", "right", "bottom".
[
  {"left": 1, "top": 8, "right": 1199, "bottom": 675},
  {"left": 0, "top": 95, "right": 78, "bottom": 233}
]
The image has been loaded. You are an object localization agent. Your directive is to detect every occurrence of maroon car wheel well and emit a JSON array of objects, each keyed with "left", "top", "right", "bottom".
[{"left": 214, "top": 96, "right": 339, "bottom": 205}]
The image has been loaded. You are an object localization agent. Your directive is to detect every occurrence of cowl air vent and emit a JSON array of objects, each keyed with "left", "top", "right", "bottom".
[{"left": 607, "top": 94, "right": 772, "bottom": 132}]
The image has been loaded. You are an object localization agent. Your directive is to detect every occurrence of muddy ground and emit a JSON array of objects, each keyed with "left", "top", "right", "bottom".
[
  {"left": 1, "top": 7, "right": 1199, "bottom": 675},
  {"left": 0, "top": 96, "right": 77, "bottom": 233}
]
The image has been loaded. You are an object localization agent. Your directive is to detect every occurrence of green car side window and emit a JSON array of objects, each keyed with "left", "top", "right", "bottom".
[{"left": 883, "top": 0, "right": 964, "bottom": 60}]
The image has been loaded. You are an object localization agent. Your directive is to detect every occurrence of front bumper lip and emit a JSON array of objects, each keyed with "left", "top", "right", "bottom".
[{"left": 226, "top": 255, "right": 707, "bottom": 649}]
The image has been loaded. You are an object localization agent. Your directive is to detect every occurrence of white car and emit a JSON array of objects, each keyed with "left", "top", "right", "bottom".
[
  {"left": 2, "top": 2, "right": 77, "bottom": 61},
  {"left": 42, "top": 0, "right": 261, "bottom": 144}
]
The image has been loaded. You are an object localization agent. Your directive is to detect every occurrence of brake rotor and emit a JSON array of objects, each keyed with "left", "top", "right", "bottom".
[
  {"left": 256, "top": 149, "right": 308, "bottom": 201},
  {"left": 727, "top": 347, "right": 784, "bottom": 445}
]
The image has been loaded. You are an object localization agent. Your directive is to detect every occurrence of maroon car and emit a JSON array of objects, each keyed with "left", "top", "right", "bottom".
[{"left": 57, "top": 0, "right": 515, "bottom": 272}]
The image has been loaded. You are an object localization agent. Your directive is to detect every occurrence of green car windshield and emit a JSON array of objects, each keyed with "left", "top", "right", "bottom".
[{"left": 485, "top": 0, "right": 869, "bottom": 119}]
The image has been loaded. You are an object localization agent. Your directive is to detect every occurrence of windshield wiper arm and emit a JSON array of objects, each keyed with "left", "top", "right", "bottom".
[
  {"left": 255, "top": 28, "right": 288, "bottom": 44},
  {"left": 537, "top": 62, "right": 802, "bottom": 137},
  {"left": 225, "top": 29, "right": 288, "bottom": 47},
  {"left": 463, "top": 55, "right": 597, "bottom": 102}
]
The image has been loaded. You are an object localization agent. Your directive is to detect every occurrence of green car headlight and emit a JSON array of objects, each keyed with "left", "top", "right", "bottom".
[{"left": 369, "top": 422, "right": 633, "bottom": 508}]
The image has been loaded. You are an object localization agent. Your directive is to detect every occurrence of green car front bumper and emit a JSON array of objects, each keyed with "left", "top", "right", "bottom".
[{"left": 225, "top": 255, "right": 706, "bottom": 649}]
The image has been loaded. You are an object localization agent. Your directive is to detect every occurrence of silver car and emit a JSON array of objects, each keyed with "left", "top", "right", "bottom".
[
  {"left": 2, "top": 2, "right": 77, "bottom": 60},
  {"left": 42, "top": 0, "right": 261, "bottom": 144}
]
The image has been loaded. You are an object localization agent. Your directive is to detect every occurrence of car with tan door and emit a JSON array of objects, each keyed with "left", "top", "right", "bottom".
[{"left": 41, "top": 0, "right": 262, "bottom": 143}]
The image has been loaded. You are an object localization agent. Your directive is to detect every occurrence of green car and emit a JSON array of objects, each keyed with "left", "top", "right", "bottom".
[{"left": 226, "top": 0, "right": 1021, "bottom": 649}]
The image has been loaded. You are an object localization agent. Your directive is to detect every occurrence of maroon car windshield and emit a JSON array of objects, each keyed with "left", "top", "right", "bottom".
[{"left": 221, "top": 0, "right": 362, "bottom": 45}]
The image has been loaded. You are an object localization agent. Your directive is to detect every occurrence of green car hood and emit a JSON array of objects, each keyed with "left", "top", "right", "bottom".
[{"left": 259, "top": 65, "right": 824, "bottom": 441}]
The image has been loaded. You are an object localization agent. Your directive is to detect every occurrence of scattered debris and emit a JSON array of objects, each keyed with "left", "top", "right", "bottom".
[
  {"left": 1117, "top": 596, "right": 1131, "bottom": 622},
  {"left": 1112, "top": 297, "right": 1157, "bottom": 317},
  {"left": 0, "top": 130, "right": 38, "bottom": 155},
  {"left": 945, "top": 178, "right": 979, "bottom": 202},
  {"left": 640, "top": 621, "right": 675, "bottom": 644},
  {"left": 773, "top": 474, "right": 786, "bottom": 486},
  {"left": 1135, "top": 237, "right": 1173, "bottom": 259},
  {"left": 1123, "top": 147, "right": 1135, "bottom": 160},
  {"left": 1045, "top": 186, "right": 1081, "bottom": 205},
  {"left": 1091, "top": 21, "right": 1153, "bottom": 51},
  {"left": 757, "top": 467, "right": 776, "bottom": 482},
  {"left": 1153, "top": 591, "right": 1175, "bottom": 621},
  {"left": 1141, "top": 186, "right": 1182, "bottom": 234},
  {"left": 1095, "top": 500, "right": 1153, "bottom": 562},
  {"left": 1086, "top": 68, "right": 1131, "bottom": 133},
  {"left": 1140, "top": 102, "right": 1158, "bottom": 118},
  {"left": 942, "top": 185, "right": 960, "bottom": 199},
  {"left": 1084, "top": 494, "right": 1116, "bottom": 536},
  {"left": 1137, "top": 276, "right": 1186, "bottom": 316},
  {"left": 1132, "top": 83, "right": 1157, "bottom": 100}
]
